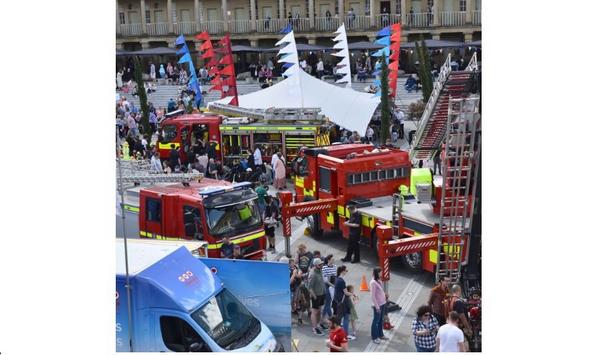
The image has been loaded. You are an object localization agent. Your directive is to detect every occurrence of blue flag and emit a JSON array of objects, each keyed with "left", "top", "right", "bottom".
[
  {"left": 175, "top": 35, "right": 186, "bottom": 46},
  {"left": 282, "top": 62, "right": 295, "bottom": 69},
  {"left": 279, "top": 24, "right": 292, "bottom": 34},
  {"left": 377, "top": 27, "right": 390, "bottom": 37},
  {"left": 375, "top": 36, "right": 391, "bottom": 47},
  {"left": 176, "top": 45, "right": 189, "bottom": 56},
  {"left": 178, "top": 53, "right": 191, "bottom": 64}
]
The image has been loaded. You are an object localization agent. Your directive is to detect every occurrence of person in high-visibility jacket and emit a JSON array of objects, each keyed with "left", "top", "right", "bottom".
[
  {"left": 122, "top": 141, "right": 131, "bottom": 160},
  {"left": 398, "top": 184, "right": 409, "bottom": 211}
]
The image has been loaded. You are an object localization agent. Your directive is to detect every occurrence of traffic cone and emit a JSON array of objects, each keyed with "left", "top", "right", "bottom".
[{"left": 360, "top": 275, "right": 369, "bottom": 291}]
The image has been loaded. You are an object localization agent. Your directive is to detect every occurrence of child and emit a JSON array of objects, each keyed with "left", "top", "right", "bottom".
[{"left": 346, "top": 285, "right": 359, "bottom": 340}]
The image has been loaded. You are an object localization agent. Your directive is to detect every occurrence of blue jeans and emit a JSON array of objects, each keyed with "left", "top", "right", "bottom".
[
  {"left": 371, "top": 304, "right": 385, "bottom": 340},
  {"left": 323, "top": 287, "right": 332, "bottom": 318},
  {"left": 415, "top": 345, "right": 435, "bottom": 352},
  {"left": 342, "top": 312, "right": 350, "bottom": 333}
]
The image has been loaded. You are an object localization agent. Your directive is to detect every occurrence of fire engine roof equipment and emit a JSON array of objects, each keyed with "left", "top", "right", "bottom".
[{"left": 213, "top": 68, "right": 381, "bottom": 136}]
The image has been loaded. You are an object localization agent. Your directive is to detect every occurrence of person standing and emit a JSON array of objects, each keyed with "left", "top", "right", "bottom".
[
  {"left": 317, "top": 59, "right": 325, "bottom": 79},
  {"left": 116, "top": 70, "right": 123, "bottom": 90},
  {"left": 366, "top": 126, "right": 374, "bottom": 143},
  {"left": 436, "top": 311, "right": 465, "bottom": 352},
  {"left": 393, "top": 107, "right": 406, "bottom": 139},
  {"left": 297, "top": 244, "right": 314, "bottom": 276},
  {"left": 168, "top": 144, "right": 181, "bottom": 172},
  {"left": 332, "top": 265, "right": 353, "bottom": 333},
  {"left": 428, "top": 276, "right": 451, "bottom": 325},
  {"left": 220, "top": 236, "right": 233, "bottom": 258},
  {"left": 197, "top": 153, "right": 209, "bottom": 175},
  {"left": 148, "top": 110, "right": 158, "bottom": 133},
  {"left": 159, "top": 64, "right": 166, "bottom": 80},
  {"left": 263, "top": 196, "right": 279, "bottom": 251},
  {"left": 341, "top": 205, "right": 361, "bottom": 263},
  {"left": 411, "top": 305, "right": 439, "bottom": 352},
  {"left": 270, "top": 150, "right": 279, "bottom": 182},
  {"left": 273, "top": 152, "right": 287, "bottom": 189},
  {"left": 433, "top": 150, "right": 442, "bottom": 175},
  {"left": 308, "top": 258, "right": 327, "bottom": 336},
  {"left": 253, "top": 145, "right": 263, "bottom": 170},
  {"left": 370, "top": 267, "right": 388, "bottom": 344},
  {"left": 346, "top": 285, "right": 358, "bottom": 340},
  {"left": 150, "top": 63, "right": 156, "bottom": 81},
  {"left": 450, "top": 284, "right": 473, "bottom": 348},
  {"left": 326, "top": 316, "right": 348, "bottom": 352},
  {"left": 321, "top": 254, "right": 337, "bottom": 324},
  {"left": 255, "top": 182, "right": 267, "bottom": 217},
  {"left": 150, "top": 152, "right": 163, "bottom": 173}
]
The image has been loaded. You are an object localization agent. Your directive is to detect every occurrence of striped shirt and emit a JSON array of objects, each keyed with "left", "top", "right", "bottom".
[{"left": 322, "top": 264, "right": 337, "bottom": 283}]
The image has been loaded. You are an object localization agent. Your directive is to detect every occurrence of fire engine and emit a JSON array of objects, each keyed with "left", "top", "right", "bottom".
[
  {"left": 117, "top": 171, "right": 267, "bottom": 259},
  {"left": 157, "top": 103, "right": 331, "bottom": 168},
  {"left": 278, "top": 53, "right": 481, "bottom": 286}
]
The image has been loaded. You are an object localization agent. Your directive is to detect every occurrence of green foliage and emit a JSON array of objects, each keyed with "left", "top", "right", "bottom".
[
  {"left": 415, "top": 36, "right": 433, "bottom": 103},
  {"left": 133, "top": 56, "right": 150, "bottom": 136},
  {"left": 380, "top": 52, "right": 391, "bottom": 143}
]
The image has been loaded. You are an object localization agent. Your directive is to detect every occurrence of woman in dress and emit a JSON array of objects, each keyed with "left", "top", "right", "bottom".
[
  {"left": 273, "top": 152, "right": 286, "bottom": 189},
  {"left": 116, "top": 70, "right": 123, "bottom": 90}
]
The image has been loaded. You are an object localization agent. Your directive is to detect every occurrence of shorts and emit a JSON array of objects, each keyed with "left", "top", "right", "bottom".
[
  {"left": 311, "top": 295, "right": 325, "bottom": 309},
  {"left": 265, "top": 226, "right": 275, "bottom": 237}
]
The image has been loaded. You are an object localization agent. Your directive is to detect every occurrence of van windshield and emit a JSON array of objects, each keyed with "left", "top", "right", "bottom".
[
  {"left": 191, "top": 288, "right": 261, "bottom": 350},
  {"left": 205, "top": 197, "right": 261, "bottom": 239}
]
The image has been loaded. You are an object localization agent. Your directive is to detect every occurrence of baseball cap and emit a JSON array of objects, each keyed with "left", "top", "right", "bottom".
[{"left": 312, "top": 258, "right": 323, "bottom": 267}]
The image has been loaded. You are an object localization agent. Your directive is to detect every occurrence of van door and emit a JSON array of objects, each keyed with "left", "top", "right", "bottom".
[{"left": 154, "top": 312, "right": 213, "bottom": 352}]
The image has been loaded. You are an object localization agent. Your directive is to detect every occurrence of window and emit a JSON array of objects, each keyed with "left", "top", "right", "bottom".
[
  {"left": 319, "top": 167, "right": 331, "bottom": 192},
  {"left": 354, "top": 173, "right": 362, "bottom": 184},
  {"left": 145, "top": 10, "right": 151, "bottom": 23},
  {"left": 119, "top": 12, "right": 126, "bottom": 25},
  {"left": 379, "top": 170, "right": 387, "bottom": 180},
  {"left": 205, "top": 197, "right": 262, "bottom": 239},
  {"left": 146, "top": 198, "right": 162, "bottom": 222},
  {"left": 386, "top": 169, "right": 396, "bottom": 179},
  {"left": 191, "top": 288, "right": 261, "bottom": 350},
  {"left": 396, "top": 1, "right": 401, "bottom": 15},
  {"left": 365, "top": 1, "right": 370, "bottom": 16},
  {"left": 183, "top": 206, "right": 202, "bottom": 238},
  {"left": 362, "top": 172, "right": 371, "bottom": 182},
  {"left": 460, "top": 0, "right": 466, "bottom": 11},
  {"left": 160, "top": 316, "right": 209, "bottom": 352},
  {"left": 161, "top": 124, "right": 178, "bottom": 144},
  {"left": 347, "top": 166, "right": 408, "bottom": 185}
]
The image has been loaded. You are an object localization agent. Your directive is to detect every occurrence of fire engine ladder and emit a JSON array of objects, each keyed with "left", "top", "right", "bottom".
[
  {"left": 410, "top": 53, "right": 479, "bottom": 161},
  {"left": 435, "top": 96, "right": 481, "bottom": 283},
  {"left": 208, "top": 102, "right": 324, "bottom": 121}
]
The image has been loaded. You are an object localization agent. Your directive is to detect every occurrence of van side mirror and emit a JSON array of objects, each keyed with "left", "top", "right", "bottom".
[{"left": 188, "top": 342, "right": 202, "bottom": 352}]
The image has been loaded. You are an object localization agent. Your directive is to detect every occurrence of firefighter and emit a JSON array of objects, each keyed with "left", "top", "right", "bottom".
[
  {"left": 398, "top": 184, "right": 409, "bottom": 210},
  {"left": 341, "top": 205, "right": 361, "bottom": 263}
]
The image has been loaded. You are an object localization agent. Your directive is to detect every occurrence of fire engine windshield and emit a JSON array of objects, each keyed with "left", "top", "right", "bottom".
[
  {"left": 160, "top": 124, "right": 177, "bottom": 144},
  {"left": 204, "top": 191, "right": 261, "bottom": 239},
  {"left": 191, "top": 288, "right": 261, "bottom": 350}
]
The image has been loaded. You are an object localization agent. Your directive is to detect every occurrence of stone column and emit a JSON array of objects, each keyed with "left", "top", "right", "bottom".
[
  {"left": 167, "top": 0, "right": 174, "bottom": 33},
  {"left": 308, "top": 0, "right": 314, "bottom": 29},
  {"left": 140, "top": 0, "right": 148, "bottom": 34},
  {"left": 433, "top": 0, "right": 440, "bottom": 26},
  {"left": 465, "top": 0, "right": 473, "bottom": 23},
  {"left": 195, "top": 0, "right": 201, "bottom": 28},
  {"left": 222, "top": 0, "right": 229, "bottom": 32},
  {"left": 369, "top": 0, "right": 375, "bottom": 27},
  {"left": 338, "top": 0, "right": 344, "bottom": 22},
  {"left": 464, "top": 32, "right": 473, "bottom": 42},
  {"left": 279, "top": 0, "right": 285, "bottom": 20},
  {"left": 250, "top": 0, "right": 257, "bottom": 31},
  {"left": 401, "top": 0, "right": 407, "bottom": 26},
  {"left": 167, "top": 39, "right": 175, "bottom": 48},
  {"left": 141, "top": 40, "right": 151, "bottom": 48}
]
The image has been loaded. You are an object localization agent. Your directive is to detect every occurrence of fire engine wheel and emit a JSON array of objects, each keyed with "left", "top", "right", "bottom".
[
  {"left": 303, "top": 196, "right": 322, "bottom": 237},
  {"left": 400, "top": 252, "right": 424, "bottom": 273}
]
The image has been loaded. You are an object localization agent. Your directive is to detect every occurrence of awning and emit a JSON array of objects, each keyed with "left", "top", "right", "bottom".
[
  {"left": 401, "top": 39, "right": 466, "bottom": 49},
  {"left": 347, "top": 41, "right": 384, "bottom": 50}
]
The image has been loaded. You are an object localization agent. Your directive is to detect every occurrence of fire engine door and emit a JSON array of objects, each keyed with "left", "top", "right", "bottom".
[
  {"left": 182, "top": 204, "right": 204, "bottom": 240},
  {"left": 180, "top": 126, "right": 190, "bottom": 154},
  {"left": 143, "top": 196, "right": 163, "bottom": 238}
]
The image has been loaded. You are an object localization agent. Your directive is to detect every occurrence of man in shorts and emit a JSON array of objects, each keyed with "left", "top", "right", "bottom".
[{"left": 308, "top": 258, "right": 327, "bottom": 335}]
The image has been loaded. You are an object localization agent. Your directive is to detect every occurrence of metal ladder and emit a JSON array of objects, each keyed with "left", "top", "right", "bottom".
[
  {"left": 435, "top": 96, "right": 481, "bottom": 283},
  {"left": 391, "top": 193, "right": 402, "bottom": 237},
  {"left": 207, "top": 102, "right": 324, "bottom": 121}
]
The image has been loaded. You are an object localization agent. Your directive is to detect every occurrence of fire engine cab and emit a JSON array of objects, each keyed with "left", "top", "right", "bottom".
[{"left": 122, "top": 179, "right": 267, "bottom": 259}]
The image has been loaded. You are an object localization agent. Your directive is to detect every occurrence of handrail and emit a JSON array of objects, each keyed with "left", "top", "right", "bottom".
[
  {"left": 411, "top": 53, "right": 452, "bottom": 152},
  {"left": 465, "top": 52, "right": 479, "bottom": 72}
]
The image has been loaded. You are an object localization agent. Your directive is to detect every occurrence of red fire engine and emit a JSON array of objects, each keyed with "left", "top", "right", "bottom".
[{"left": 121, "top": 178, "right": 267, "bottom": 259}]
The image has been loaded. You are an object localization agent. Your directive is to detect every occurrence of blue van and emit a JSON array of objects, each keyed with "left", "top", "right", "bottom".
[{"left": 116, "top": 241, "right": 283, "bottom": 352}]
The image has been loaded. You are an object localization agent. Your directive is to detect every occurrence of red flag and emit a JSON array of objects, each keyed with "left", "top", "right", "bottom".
[
  {"left": 219, "top": 65, "right": 235, "bottom": 76},
  {"left": 389, "top": 60, "right": 399, "bottom": 71},
  {"left": 219, "top": 54, "right": 233, "bottom": 65},
  {"left": 195, "top": 31, "right": 210, "bottom": 41},
  {"left": 391, "top": 23, "right": 401, "bottom": 34},
  {"left": 210, "top": 84, "right": 223, "bottom": 91},
  {"left": 199, "top": 40, "right": 213, "bottom": 51},
  {"left": 201, "top": 48, "right": 215, "bottom": 59},
  {"left": 210, "top": 76, "right": 222, "bottom": 85}
]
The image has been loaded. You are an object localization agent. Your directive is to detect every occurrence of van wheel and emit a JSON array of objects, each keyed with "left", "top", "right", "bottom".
[{"left": 400, "top": 252, "right": 424, "bottom": 273}]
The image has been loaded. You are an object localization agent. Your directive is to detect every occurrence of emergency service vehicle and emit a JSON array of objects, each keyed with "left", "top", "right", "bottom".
[{"left": 157, "top": 103, "right": 331, "bottom": 168}]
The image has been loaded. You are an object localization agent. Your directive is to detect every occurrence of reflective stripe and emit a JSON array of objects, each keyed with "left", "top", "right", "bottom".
[
  {"left": 139, "top": 231, "right": 182, "bottom": 241},
  {"left": 442, "top": 244, "right": 462, "bottom": 258},
  {"left": 326, "top": 212, "right": 334, "bottom": 224},
  {"left": 224, "top": 126, "right": 317, "bottom": 131},
  {"left": 430, "top": 249, "right": 438, "bottom": 263},
  {"left": 295, "top": 177, "right": 304, "bottom": 188},
  {"left": 158, "top": 142, "right": 180, "bottom": 150},
  {"left": 304, "top": 189, "right": 314, "bottom": 197},
  {"left": 361, "top": 215, "right": 374, "bottom": 228},
  {"left": 337, "top": 205, "right": 345, "bottom": 217},
  {"left": 207, "top": 231, "right": 266, "bottom": 249},
  {"left": 124, "top": 205, "right": 140, "bottom": 213}
]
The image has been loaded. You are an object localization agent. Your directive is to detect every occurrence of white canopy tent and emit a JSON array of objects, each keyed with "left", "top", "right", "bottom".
[{"left": 213, "top": 69, "right": 381, "bottom": 135}]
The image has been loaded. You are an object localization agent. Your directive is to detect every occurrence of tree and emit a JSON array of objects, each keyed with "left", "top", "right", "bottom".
[
  {"left": 379, "top": 52, "right": 391, "bottom": 143},
  {"left": 133, "top": 56, "right": 150, "bottom": 136},
  {"left": 415, "top": 36, "right": 433, "bottom": 103}
]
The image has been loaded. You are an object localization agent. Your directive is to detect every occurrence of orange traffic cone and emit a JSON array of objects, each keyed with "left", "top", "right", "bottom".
[{"left": 360, "top": 275, "right": 369, "bottom": 291}]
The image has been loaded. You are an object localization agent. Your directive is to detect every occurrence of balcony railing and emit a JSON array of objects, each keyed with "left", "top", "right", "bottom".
[
  {"left": 256, "top": 18, "right": 285, "bottom": 33},
  {"left": 146, "top": 23, "right": 170, "bottom": 36},
  {"left": 315, "top": 17, "right": 342, "bottom": 32},
  {"left": 374, "top": 14, "right": 397, "bottom": 28},
  {"left": 202, "top": 21, "right": 224, "bottom": 34},
  {"left": 174, "top": 22, "right": 198, "bottom": 35},
  {"left": 472, "top": 10, "right": 481, "bottom": 25},
  {"left": 229, "top": 20, "right": 251, "bottom": 33},
  {"left": 347, "top": 15, "right": 371, "bottom": 30},
  {"left": 405, "top": 12, "right": 433, "bottom": 28},
  {"left": 439, "top": 11, "right": 466, "bottom": 26},
  {"left": 290, "top": 18, "right": 310, "bottom": 32},
  {"left": 118, "top": 23, "right": 143, "bottom": 37}
]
